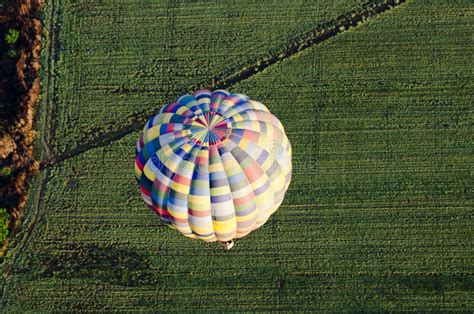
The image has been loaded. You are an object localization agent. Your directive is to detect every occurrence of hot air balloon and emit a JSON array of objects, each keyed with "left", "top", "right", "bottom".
[{"left": 134, "top": 90, "right": 292, "bottom": 248}]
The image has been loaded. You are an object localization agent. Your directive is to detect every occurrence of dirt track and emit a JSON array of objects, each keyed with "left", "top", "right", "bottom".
[{"left": 0, "top": 0, "right": 43, "bottom": 256}]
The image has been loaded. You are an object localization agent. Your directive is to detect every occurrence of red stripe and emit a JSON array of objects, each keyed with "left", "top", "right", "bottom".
[
  {"left": 188, "top": 208, "right": 211, "bottom": 217},
  {"left": 135, "top": 156, "right": 144, "bottom": 170},
  {"left": 233, "top": 193, "right": 253, "bottom": 206},
  {"left": 174, "top": 174, "right": 191, "bottom": 186},
  {"left": 140, "top": 185, "right": 151, "bottom": 197},
  {"left": 153, "top": 205, "right": 169, "bottom": 217},
  {"left": 243, "top": 162, "right": 262, "bottom": 183},
  {"left": 163, "top": 102, "right": 178, "bottom": 113}
]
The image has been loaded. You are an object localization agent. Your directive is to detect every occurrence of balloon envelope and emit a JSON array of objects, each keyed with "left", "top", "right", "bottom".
[{"left": 135, "top": 90, "right": 292, "bottom": 242}]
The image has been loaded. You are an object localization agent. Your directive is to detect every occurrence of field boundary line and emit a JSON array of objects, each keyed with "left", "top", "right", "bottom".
[
  {"left": 40, "top": 0, "right": 407, "bottom": 168},
  {"left": 0, "top": 0, "right": 59, "bottom": 303}
]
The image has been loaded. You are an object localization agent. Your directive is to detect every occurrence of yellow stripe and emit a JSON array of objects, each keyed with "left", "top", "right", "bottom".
[
  {"left": 167, "top": 207, "right": 188, "bottom": 219},
  {"left": 176, "top": 106, "right": 188, "bottom": 115},
  {"left": 209, "top": 163, "right": 223, "bottom": 172},
  {"left": 213, "top": 219, "right": 236, "bottom": 233},
  {"left": 161, "top": 145, "right": 173, "bottom": 158},
  {"left": 235, "top": 210, "right": 257, "bottom": 222},
  {"left": 143, "top": 165, "right": 156, "bottom": 181},
  {"left": 170, "top": 182, "right": 189, "bottom": 194},
  {"left": 175, "top": 225, "right": 193, "bottom": 235},
  {"left": 166, "top": 159, "right": 178, "bottom": 172},
  {"left": 188, "top": 194, "right": 209, "bottom": 204},
  {"left": 200, "top": 235, "right": 217, "bottom": 242},
  {"left": 250, "top": 173, "right": 267, "bottom": 190},
  {"left": 147, "top": 125, "right": 162, "bottom": 140},
  {"left": 222, "top": 158, "right": 240, "bottom": 176},
  {"left": 210, "top": 186, "right": 231, "bottom": 195},
  {"left": 189, "top": 225, "right": 214, "bottom": 235},
  {"left": 134, "top": 163, "right": 142, "bottom": 178}
]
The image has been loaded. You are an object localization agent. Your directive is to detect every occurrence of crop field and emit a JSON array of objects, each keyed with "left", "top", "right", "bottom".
[
  {"left": 1, "top": 0, "right": 473, "bottom": 312},
  {"left": 42, "top": 0, "right": 374, "bottom": 155}
]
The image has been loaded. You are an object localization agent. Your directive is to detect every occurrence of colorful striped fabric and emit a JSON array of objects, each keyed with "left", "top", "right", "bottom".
[{"left": 135, "top": 90, "right": 292, "bottom": 242}]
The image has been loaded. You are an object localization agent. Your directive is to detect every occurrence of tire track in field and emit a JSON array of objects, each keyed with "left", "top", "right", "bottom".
[{"left": 40, "top": 0, "right": 407, "bottom": 169}]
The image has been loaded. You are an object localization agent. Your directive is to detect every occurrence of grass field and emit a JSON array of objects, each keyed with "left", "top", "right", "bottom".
[
  {"left": 1, "top": 0, "right": 473, "bottom": 311},
  {"left": 42, "top": 0, "right": 373, "bottom": 155}
]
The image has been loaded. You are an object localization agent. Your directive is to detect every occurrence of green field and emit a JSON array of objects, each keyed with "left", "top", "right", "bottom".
[
  {"left": 42, "top": 0, "right": 373, "bottom": 155},
  {"left": 1, "top": 0, "right": 473, "bottom": 311}
]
